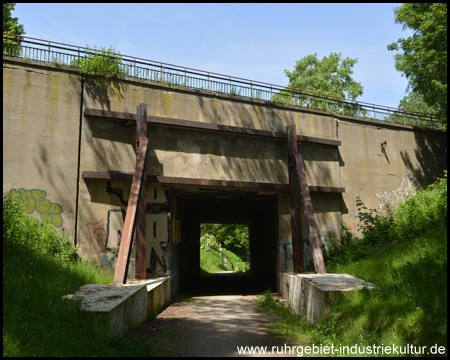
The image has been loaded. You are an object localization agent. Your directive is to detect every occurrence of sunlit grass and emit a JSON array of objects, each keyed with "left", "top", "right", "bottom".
[
  {"left": 3, "top": 192, "right": 155, "bottom": 356},
  {"left": 258, "top": 172, "right": 447, "bottom": 356}
]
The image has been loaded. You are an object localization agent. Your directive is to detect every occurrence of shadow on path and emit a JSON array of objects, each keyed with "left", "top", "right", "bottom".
[{"left": 135, "top": 293, "right": 298, "bottom": 357}]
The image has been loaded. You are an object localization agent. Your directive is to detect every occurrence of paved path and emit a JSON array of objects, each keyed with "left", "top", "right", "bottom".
[{"left": 135, "top": 294, "right": 298, "bottom": 357}]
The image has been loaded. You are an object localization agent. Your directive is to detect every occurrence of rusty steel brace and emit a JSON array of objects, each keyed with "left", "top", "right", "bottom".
[{"left": 286, "top": 124, "right": 326, "bottom": 274}]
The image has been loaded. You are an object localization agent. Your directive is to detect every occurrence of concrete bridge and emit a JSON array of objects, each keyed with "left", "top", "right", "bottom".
[{"left": 3, "top": 48, "right": 447, "bottom": 297}]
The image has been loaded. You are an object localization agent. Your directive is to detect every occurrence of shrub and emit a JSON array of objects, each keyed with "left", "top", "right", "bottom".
[
  {"left": 3, "top": 192, "right": 78, "bottom": 264},
  {"left": 395, "top": 170, "right": 447, "bottom": 237},
  {"left": 325, "top": 172, "right": 447, "bottom": 269},
  {"left": 73, "top": 45, "right": 126, "bottom": 78}
]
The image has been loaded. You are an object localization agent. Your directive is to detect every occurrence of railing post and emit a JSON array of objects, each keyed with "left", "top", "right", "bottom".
[{"left": 16, "top": 34, "right": 20, "bottom": 58}]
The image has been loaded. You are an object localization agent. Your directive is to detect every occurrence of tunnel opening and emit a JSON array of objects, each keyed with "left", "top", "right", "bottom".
[
  {"left": 171, "top": 187, "right": 278, "bottom": 296},
  {"left": 199, "top": 222, "right": 250, "bottom": 276}
]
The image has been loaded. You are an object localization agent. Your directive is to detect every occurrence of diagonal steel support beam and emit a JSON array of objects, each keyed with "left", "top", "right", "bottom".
[
  {"left": 287, "top": 125, "right": 303, "bottom": 273},
  {"left": 135, "top": 103, "right": 147, "bottom": 280},
  {"left": 293, "top": 153, "right": 326, "bottom": 273},
  {"left": 287, "top": 124, "right": 326, "bottom": 274},
  {"left": 113, "top": 137, "right": 149, "bottom": 284}
]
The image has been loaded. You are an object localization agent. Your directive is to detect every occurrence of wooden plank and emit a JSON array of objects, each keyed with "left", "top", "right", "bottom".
[
  {"left": 84, "top": 108, "right": 341, "bottom": 146},
  {"left": 113, "top": 138, "right": 149, "bottom": 285}
]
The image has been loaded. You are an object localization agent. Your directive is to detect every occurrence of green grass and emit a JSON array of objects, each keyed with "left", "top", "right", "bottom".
[
  {"left": 258, "top": 227, "right": 447, "bottom": 356},
  {"left": 258, "top": 172, "right": 447, "bottom": 356},
  {"left": 3, "top": 192, "right": 156, "bottom": 356},
  {"left": 199, "top": 228, "right": 250, "bottom": 274},
  {"left": 200, "top": 247, "right": 248, "bottom": 274},
  {"left": 330, "top": 227, "right": 447, "bottom": 350}
]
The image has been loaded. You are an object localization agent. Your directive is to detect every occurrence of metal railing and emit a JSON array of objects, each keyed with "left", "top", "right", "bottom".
[{"left": 3, "top": 33, "right": 445, "bottom": 131}]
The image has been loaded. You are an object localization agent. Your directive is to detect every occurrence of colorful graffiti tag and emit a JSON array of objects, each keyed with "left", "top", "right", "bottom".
[
  {"left": 86, "top": 218, "right": 108, "bottom": 254},
  {"left": 9, "top": 188, "right": 64, "bottom": 227},
  {"left": 86, "top": 209, "right": 136, "bottom": 277}
]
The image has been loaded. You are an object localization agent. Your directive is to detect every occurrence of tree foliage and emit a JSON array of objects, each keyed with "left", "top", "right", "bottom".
[
  {"left": 388, "top": 3, "right": 447, "bottom": 122},
  {"left": 3, "top": 3, "right": 24, "bottom": 35},
  {"left": 200, "top": 223, "right": 249, "bottom": 260},
  {"left": 3, "top": 3, "right": 25, "bottom": 55},
  {"left": 398, "top": 91, "right": 441, "bottom": 117},
  {"left": 283, "top": 52, "right": 364, "bottom": 100}
]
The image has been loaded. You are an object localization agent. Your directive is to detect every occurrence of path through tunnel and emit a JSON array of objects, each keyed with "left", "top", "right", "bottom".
[{"left": 172, "top": 187, "right": 278, "bottom": 296}]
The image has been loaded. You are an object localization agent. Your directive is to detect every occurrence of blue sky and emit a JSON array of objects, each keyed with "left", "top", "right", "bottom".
[{"left": 13, "top": 3, "right": 412, "bottom": 109}]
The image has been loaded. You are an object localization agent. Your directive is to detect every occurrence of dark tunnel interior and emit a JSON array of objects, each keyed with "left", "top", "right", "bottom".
[{"left": 172, "top": 188, "right": 279, "bottom": 295}]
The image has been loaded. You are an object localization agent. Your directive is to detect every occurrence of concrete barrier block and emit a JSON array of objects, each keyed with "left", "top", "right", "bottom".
[
  {"left": 280, "top": 273, "right": 375, "bottom": 324},
  {"left": 145, "top": 277, "right": 171, "bottom": 317},
  {"left": 65, "top": 276, "right": 170, "bottom": 335}
]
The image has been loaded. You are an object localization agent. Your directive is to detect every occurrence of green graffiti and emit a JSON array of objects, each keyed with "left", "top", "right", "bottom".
[{"left": 9, "top": 188, "right": 64, "bottom": 227}]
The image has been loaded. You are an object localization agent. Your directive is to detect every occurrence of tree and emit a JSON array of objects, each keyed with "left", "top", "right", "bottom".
[
  {"left": 3, "top": 3, "right": 25, "bottom": 55},
  {"left": 200, "top": 223, "right": 249, "bottom": 260},
  {"left": 388, "top": 3, "right": 447, "bottom": 122},
  {"left": 3, "top": 3, "right": 24, "bottom": 35},
  {"left": 274, "top": 52, "right": 364, "bottom": 115},
  {"left": 398, "top": 91, "right": 440, "bottom": 116},
  {"left": 284, "top": 52, "right": 364, "bottom": 100}
]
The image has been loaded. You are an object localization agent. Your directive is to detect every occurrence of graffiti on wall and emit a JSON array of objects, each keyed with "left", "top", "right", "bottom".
[
  {"left": 375, "top": 176, "right": 417, "bottom": 210},
  {"left": 281, "top": 240, "right": 293, "bottom": 272},
  {"left": 86, "top": 218, "right": 108, "bottom": 254},
  {"left": 148, "top": 246, "right": 167, "bottom": 276},
  {"left": 81, "top": 183, "right": 171, "bottom": 278},
  {"left": 280, "top": 232, "right": 336, "bottom": 272},
  {"left": 86, "top": 209, "right": 136, "bottom": 277},
  {"left": 9, "top": 188, "right": 64, "bottom": 227}
]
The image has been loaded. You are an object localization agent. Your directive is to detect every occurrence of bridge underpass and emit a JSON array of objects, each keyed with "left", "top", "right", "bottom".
[
  {"left": 172, "top": 187, "right": 278, "bottom": 295},
  {"left": 4, "top": 54, "right": 447, "bottom": 336}
]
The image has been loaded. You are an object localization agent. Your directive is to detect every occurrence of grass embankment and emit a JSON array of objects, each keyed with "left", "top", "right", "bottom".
[
  {"left": 258, "top": 172, "right": 447, "bottom": 356},
  {"left": 3, "top": 193, "right": 154, "bottom": 357},
  {"left": 200, "top": 231, "right": 250, "bottom": 274}
]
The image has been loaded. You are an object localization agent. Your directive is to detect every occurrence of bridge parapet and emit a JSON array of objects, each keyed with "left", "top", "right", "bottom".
[{"left": 3, "top": 32, "right": 444, "bottom": 131}]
